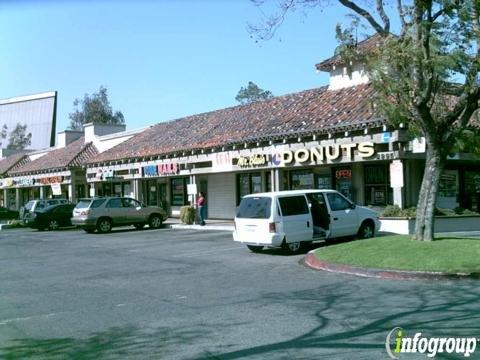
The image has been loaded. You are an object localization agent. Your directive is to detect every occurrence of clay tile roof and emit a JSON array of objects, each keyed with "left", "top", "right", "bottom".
[
  {"left": 89, "top": 83, "right": 381, "bottom": 164},
  {"left": 10, "top": 137, "right": 98, "bottom": 176},
  {"left": 0, "top": 152, "right": 30, "bottom": 176},
  {"left": 316, "top": 33, "right": 384, "bottom": 71}
]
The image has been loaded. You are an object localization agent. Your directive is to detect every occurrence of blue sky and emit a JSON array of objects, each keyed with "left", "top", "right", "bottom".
[{"left": 0, "top": 0, "right": 360, "bottom": 132}]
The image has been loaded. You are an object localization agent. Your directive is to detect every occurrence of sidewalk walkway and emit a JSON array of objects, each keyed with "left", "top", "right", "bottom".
[{"left": 165, "top": 218, "right": 234, "bottom": 232}]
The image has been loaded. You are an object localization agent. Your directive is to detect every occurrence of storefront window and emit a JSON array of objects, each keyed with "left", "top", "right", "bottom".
[
  {"left": 437, "top": 170, "right": 458, "bottom": 209},
  {"left": 236, "top": 172, "right": 264, "bottom": 205},
  {"left": 145, "top": 179, "right": 158, "bottom": 206},
  {"left": 464, "top": 171, "right": 480, "bottom": 212},
  {"left": 316, "top": 174, "right": 331, "bottom": 190},
  {"left": 171, "top": 178, "right": 189, "bottom": 206},
  {"left": 98, "top": 182, "right": 129, "bottom": 197},
  {"left": 335, "top": 167, "right": 353, "bottom": 200},
  {"left": 251, "top": 173, "right": 262, "bottom": 193},
  {"left": 364, "top": 164, "right": 391, "bottom": 205},
  {"left": 290, "top": 170, "right": 314, "bottom": 190}
]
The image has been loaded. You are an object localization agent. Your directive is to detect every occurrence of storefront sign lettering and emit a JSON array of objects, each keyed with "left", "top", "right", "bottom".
[
  {"left": 158, "top": 163, "right": 178, "bottom": 175},
  {"left": 17, "top": 178, "right": 34, "bottom": 186},
  {"left": 143, "top": 165, "right": 158, "bottom": 177},
  {"left": 281, "top": 142, "right": 375, "bottom": 165},
  {"left": 96, "top": 169, "right": 115, "bottom": 181},
  {"left": 237, "top": 154, "right": 267, "bottom": 167},
  {"left": 38, "top": 176, "right": 63, "bottom": 185},
  {"left": 212, "top": 152, "right": 232, "bottom": 171}
]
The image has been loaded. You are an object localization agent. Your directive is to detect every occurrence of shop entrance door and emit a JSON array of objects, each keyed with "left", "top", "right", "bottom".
[{"left": 159, "top": 183, "right": 167, "bottom": 210}]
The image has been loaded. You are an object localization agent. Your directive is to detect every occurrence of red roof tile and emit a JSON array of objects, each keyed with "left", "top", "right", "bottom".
[
  {"left": 0, "top": 152, "right": 30, "bottom": 176},
  {"left": 89, "top": 84, "right": 381, "bottom": 164},
  {"left": 10, "top": 137, "right": 98, "bottom": 175}
]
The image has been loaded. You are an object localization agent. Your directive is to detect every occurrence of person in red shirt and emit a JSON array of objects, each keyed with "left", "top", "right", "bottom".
[{"left": 196, "top": 192, "right": 206, "bottom": 226}]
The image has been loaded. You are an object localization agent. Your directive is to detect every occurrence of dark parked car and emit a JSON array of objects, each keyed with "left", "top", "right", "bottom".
[
  {"left": 0, "top": 207, "right": 19, "bottom": 220},
  {"left": 25, "top": 203, "right": 76, "bottom": 231}
]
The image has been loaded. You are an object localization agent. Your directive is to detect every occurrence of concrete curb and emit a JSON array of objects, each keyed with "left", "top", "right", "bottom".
[
  {"left": 303, "top": 251, "right": 480, "bottom": 280},
  {"left": 0, "top": 224, "right": 14, "bottom": 230},
  {"left": 166, "top": 223, "right": 234, "bottom": 232}
]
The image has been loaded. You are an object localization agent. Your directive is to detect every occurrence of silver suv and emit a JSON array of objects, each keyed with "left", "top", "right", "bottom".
[{"left": 71, "top": 197, "right": 168, "bottom": 233}]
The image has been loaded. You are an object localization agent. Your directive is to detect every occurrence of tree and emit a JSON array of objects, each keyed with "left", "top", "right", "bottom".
[
  {"left": 7, "top": 123, "right": 32, "bottom": 149},
  {"left": 0, "top": 124, "right": 7, "bottom": 147},
  {"left": 235, "top": 81, "right": 274, "bottom": 104},
  {"left": 69, "top": 86, "right": 125, "bottom": 131},
  {"left": 250, "top": 0, "right": 480, "bottom": 241}
]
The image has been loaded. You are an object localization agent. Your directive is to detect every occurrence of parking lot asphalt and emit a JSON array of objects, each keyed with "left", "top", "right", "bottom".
[{"left": 1, "top": 227, "right": 480, "bottom": 359}]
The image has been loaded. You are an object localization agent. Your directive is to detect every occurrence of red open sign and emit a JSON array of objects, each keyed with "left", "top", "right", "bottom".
[{"left": 336, "top": 169, "right": 352, "bottom": 179}]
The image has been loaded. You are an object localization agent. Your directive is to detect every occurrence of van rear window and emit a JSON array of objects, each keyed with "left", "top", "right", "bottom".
[
  {"left": 278, "top": 196, "right": 309, "bottom": 216},
  {"left": 237, "top": 197, "right": 271, "bottom": 219}
]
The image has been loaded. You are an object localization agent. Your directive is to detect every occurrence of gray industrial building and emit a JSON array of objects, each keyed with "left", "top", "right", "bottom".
[{"left": 0, "top": 91, "right": 57, "bottom": 151}]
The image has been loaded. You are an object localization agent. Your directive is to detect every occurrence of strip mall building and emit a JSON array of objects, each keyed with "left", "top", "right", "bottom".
[{"left": 1, "top": 37, "right": 479, "bottom": 217}]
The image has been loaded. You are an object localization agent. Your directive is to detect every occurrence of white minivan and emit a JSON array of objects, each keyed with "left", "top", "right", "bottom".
[{"left": 233, "top": 189, "right": 380, "bottom": 253}]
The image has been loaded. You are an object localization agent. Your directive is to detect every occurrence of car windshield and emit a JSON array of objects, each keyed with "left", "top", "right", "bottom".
[
  {"left": 237, "top": 197, "right": 271, "bottom": 219},
  {"left": 24, "top": 201, "right": 35, "bottom": 211}
]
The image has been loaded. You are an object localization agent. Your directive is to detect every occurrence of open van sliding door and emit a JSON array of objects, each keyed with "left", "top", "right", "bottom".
[{"left": 277, "top": 195, "right": 313, "bottom": 243}]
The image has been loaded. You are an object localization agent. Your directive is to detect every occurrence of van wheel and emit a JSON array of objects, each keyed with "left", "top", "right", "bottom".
[
  {"left": 247, "top": 245, "right": 263, "bottom": 253},
  {"left": 358, "top": 221, "right": 374, "bottom": 239},
  {"left": 97, "top": 218, "right": 112, "bottom": 233},
  {"left": 282, "top": 240, "right": 303, "bottom": 254}
]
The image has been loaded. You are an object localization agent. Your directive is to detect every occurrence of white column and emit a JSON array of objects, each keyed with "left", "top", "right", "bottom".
[
  {"left": 3, "top": 189, "right": 7, "bottom": 207},
  {"left": 90, "top": 183, "right": 96, "bottom": 197},
  {"left": 133, "top": 179, "right": 140, "bottom": 200},
  {"left": 68, "top": 184, "right": 73, "bottom": 203},
  {"left": 390, "top": 160, "right": 405, "bottom": 209},
  {"left": 15, "top": 188, "right": 20, "bottom": 210},
  {"left": 39, "top": 186, "right": 45, "bottom": 199},
  {"left": 190, "top": 175, "right": 196, "bottom": 207}
]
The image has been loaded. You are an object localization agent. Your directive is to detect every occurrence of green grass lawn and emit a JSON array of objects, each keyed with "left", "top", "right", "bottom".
[{"left": 313, "top": 235, "right": 480, "bottom": 273}]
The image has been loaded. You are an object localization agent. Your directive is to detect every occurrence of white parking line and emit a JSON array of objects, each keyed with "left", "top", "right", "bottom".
[{"left": 0, "top": 312, "right": 57, "bottom": 326}]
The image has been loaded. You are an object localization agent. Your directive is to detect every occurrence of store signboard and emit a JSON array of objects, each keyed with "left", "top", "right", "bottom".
[
  {"left": 381, "top": 132, "right": 392, "bottom": 143},
  {"left": 158, "top": 163, "right": 178, "bottom": 175},
  {"left": 281, "top": 142, "right": 375, "bottom": 165},
  {"left": 390, "top": 160, "right": 404, "bottom": 188},
  {"left": 143, "top": 165, "right": 158, "bottom": 177},
  {"left": 38, "top": 176, "right": 63, "bottom": 185},
  {"left": 95, "top": 169, "right": 115, "bottom": 181},
  {"left": 17, "top": 178, "right": 34, "bottom": 187},
  {"left": 412, "top": 137, "right": 426, "bottom": 153},
  {"left": 51, "top": 183, "right": 62, "bottom": 195},
  {"left": 0, "top": 179, "right": 13, "bottom": 188},
  {"left": 187, "top": 183, "right": 197, "bottom": 195},
  {"left": 237, "top": 154, "right": 267, "bottom": 168},
  {"left": 212, "top": 152, "right": 232, "bottom": 172}
]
